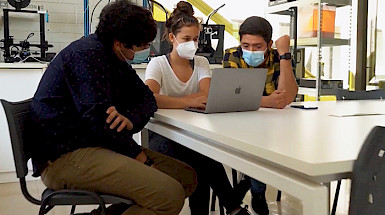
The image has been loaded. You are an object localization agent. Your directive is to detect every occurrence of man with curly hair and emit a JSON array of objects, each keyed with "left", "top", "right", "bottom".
[{"left": 30, "top": 1, "right": 197, "bottom": 214}]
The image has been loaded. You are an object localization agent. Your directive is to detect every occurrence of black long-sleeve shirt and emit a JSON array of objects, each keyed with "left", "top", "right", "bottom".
[{"left": 30, "top": 34, "right": 157, "bottom": 176}]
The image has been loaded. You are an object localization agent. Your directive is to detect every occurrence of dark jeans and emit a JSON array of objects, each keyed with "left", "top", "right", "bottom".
[
  {"left": 148, "top": 131, "right": 241, "bottom": 215},
  {"left": 234, "top": 174, "right": 266, "bottom": 203}
]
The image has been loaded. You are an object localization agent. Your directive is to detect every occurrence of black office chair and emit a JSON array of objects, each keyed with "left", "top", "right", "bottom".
[
  {"left": 349, "top": 126, "right": 385, "bottom": 215},
  {"left": 332, "top": 89, "right": 385, "bottom": 215},
  {"left": 1, "top": 98, "right": 134, "bottom": 215},
  {"left": 335, "top": 89, "right": 385, "bottom": 100}
]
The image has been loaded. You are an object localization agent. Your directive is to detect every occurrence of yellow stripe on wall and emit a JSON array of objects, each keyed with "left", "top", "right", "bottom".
[{"left": 153, "top": 4, "right": 170, "bottom": 22}]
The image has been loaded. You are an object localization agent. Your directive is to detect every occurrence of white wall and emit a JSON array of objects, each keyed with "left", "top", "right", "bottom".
[
  {"left": 374, "top": 0, "right": 385, "bottom": 75},
  {"left": 0, "top": 0, "right": 143, "bottom": 62}
]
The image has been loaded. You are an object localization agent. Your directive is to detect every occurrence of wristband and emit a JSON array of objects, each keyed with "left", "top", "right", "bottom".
[{"left": 279, "top": 53, "right": 292, "bottom": 60}]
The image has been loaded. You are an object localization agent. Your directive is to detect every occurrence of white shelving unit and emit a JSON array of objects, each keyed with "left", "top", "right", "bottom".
[
  {"left": 267, "top": 0, "right": 352, "bottom": 14},
  {"left": 290, "top": 38, "right": 350, "bottom": 47},
  {"left": 268, "top": 0, "right": 352, "bottom": 100}
]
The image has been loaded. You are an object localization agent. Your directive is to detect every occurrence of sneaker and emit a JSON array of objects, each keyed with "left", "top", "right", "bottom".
[{"left": 251, "top": 193, "right": 269, "bottom": 215}]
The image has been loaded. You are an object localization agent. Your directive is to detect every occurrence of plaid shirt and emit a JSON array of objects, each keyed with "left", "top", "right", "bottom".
[{"left": 223, "top": 46, "right": 282, "bottom": 96}]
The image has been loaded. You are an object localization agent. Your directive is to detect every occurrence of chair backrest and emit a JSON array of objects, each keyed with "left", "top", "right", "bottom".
[
  {"left": 336, "top": 89, "right": 385, "bottom": 100},
  {"left": 1, "top": 98, "right": 33, "bottom": 179},
  {"left": 349, "top": 126, "right": 385, "bottom": 215},
  {"left": 1, "top": 98, "right": 134, "bottom": 212}
]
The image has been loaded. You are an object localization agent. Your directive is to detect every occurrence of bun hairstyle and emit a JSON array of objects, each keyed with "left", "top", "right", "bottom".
[
  {"left": 164, "top": 1, "right": 200, "bottom": 39},
  {"left": 174, "top": 1, "right": 194, "bottom": 16}
]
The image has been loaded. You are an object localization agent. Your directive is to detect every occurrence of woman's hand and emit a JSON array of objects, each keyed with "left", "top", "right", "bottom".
[{"left": 184, "top": 96, "right": 207, "bottom": 109}]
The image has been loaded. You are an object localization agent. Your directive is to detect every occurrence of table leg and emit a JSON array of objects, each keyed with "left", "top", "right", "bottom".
[
  {"left": 140, "top": 128, "right": 149, "bottom": 148},
  {"left": 146, "top": 122, "right": 331, "bottom": 215},
  {"left": 302, "top": 185, "right": 329, "bottom": 215}
]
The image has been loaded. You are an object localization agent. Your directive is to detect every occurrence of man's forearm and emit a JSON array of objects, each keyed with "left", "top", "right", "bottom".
[
  {"left": 126, "top": 87, "right": 158, "bottom": 133},
  {"left": 260, "top": 96, "right": 272, "bottom": 108},
  {"left": 277, "top": 60, "right": 298, "bottom": 104}
]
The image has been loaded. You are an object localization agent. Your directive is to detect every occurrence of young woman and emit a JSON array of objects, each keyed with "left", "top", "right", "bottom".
[{"left": 145, "top": 1, "right": 250, "bottom": 215}]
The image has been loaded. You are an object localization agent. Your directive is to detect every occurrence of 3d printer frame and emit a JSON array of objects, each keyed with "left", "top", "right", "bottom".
[
  {"left": 196, "top": 24, "right": 225, "bottom": 64},
  {"left": 2, "top": 9, "right": 51, "bottom": 62}
]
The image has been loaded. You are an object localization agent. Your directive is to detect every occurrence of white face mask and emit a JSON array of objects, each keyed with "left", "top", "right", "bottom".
[{"left": 174, "top": 35, "right": 198, "bottom": 60}]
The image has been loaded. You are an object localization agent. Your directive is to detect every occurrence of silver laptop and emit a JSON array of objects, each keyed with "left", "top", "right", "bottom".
[{"left": 185, "top": 68, "right": 267, "bottom": 114}]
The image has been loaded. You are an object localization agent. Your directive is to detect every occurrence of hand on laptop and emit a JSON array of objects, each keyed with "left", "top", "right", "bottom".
[
  {"left": 263, "top": 90, "right": 287, "bottom": 109},
  {"left": 106, "top": 106, "right": 134, "bottom": 132},
  {"left": 184, "top": 96, "right": 207, "bottom": 109}
]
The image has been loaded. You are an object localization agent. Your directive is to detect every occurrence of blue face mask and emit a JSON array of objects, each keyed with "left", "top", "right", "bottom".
[
  {"left": 120, "top": 48, "right": 150, "bottom": 64},
  {"left": 242, "top": 49, "right": 266, "bottom": 67}
]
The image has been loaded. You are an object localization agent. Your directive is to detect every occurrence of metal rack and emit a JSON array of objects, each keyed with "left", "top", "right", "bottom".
[
  {"left": 267, "top": 0, "right": 351, "bottom": 14},
  {"left": 268, "top": 0, "right": 352, "bottom": 100},
  {"left": 2, "top": 9, "right": 52, "bottom": 62}
]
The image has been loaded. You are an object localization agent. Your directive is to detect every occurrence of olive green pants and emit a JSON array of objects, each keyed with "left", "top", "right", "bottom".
[{"left": 41, "top": 147, "right": 197, "bottom": 215}]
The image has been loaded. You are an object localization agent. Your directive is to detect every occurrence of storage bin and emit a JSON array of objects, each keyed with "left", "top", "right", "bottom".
[{"left": 298, "top": 4, "right": 336, "bottom": 38}]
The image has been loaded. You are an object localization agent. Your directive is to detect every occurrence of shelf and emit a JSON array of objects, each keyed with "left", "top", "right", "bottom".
[
  {"left": 267, "top": 0, "right": 352, "bottom": 14},
  {"left": 290, "top": 38, "right": 350, "bottom": 47},
  {"left": 298, "top": 87, "right": 317, "bottom": 96}
]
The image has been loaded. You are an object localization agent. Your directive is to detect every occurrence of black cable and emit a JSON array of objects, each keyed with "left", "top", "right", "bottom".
[
  {"left": 10, "top": 45, "right": 19, "bottom": 51},
  {"left": 24, "top": 33, "right": 34, "bottom": 42},
  {"left": 10, "top": 45, "right": 21, "bottom": 59},
  {"left": 10, "top": 45, "right": 19, "bottom": 56},
  {"left": 146, "top": 0, "right": 152, "bottom": 12},
  {"left": 90, "top": 0, "right": 105, "bottom": 29},
  {"left": 148, "top": 0, "right": 168, "bottom": 19},
  {"left": 205, "top": 4, "right": 225, "bottom": 26}
]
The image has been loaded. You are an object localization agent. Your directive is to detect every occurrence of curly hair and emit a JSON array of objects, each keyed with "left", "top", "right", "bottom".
[
  {"left": 239, "top": 16, "right": 272, "bottom": 44},
  {"left": 96, "top": 0, "right": 157, "bottom": 48}
]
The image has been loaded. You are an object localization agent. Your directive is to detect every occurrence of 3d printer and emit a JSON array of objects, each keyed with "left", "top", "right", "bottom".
[
  {"left": 1, "top": 0, "right": 53, "bottom": 62},
  {"left": 147, "top": 1, "right": 225, "bottom": 64},
  {"left": 196, "top": 24, "right": 225, "bottom": 64},
  {"left": 196, "top": 4, "right": 225, "bottom": 64}
]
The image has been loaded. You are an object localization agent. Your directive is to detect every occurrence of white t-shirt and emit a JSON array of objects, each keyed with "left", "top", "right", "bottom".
[{"left": 145, "top": 55, "right": 211, "bottom": 97}]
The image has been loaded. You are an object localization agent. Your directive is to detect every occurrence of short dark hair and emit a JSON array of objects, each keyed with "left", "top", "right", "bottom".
[
  {"left": 96, "top": 0, "right": 157, "bottom": 48},
  {"left": 239, "top": 16, "right": 272, "bottom": 44}
]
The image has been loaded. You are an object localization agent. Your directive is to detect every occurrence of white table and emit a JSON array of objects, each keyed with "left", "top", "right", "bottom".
[{"left": 143, "top": 100, "right": 385, "bottom": 215}]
